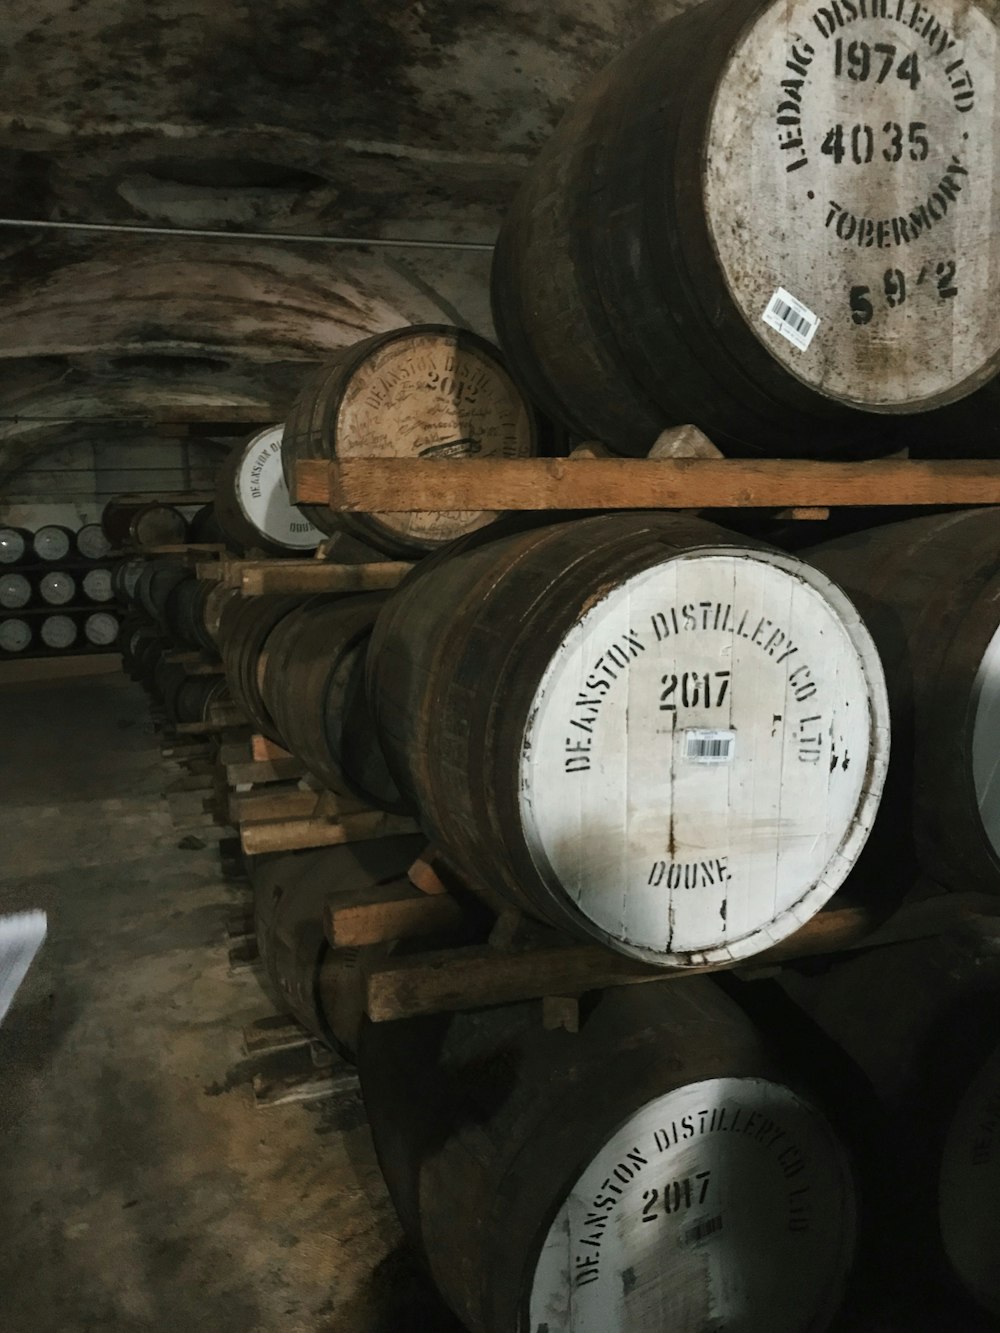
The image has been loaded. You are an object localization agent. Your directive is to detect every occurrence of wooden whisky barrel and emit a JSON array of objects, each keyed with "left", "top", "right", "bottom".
[
  {"left": 369, "top": 512, "right": 889, "bottom": 967},
  {"left": 0, "top": 527, "right": 31, "bottom": 565},
  {"left": 38, "top": 571, "right": 76, "bottom": 607},
  {"left": 134, "top": 559, "right": 189, "bottom": 625},
  {"left": 940, "top": 1044, "right": 1000, "bottom": 1318},
  {"left": 201, "top": 583, "right": 239, "bottom": 648},
  {"left": 0, "top": 618, "right": 32, "bottom": 653},
  {"left": 281, "top": 325, "right": 539, "bottom": 558},
  {"left": 259, "top": 594, "right": 405, "bottom": 811},
  {"left": 0, "top": 572, "right": 32, "bottom": 611},
  {"left": 101, "top": 499, "right": 187, "bottom": 549},
  {"left": 807, "top": 509, "right": 1000, "bottom": 892},
  {"left": 250, "top": 836, "right": 426, "bottom": 1057},
  {"left": 492, "top": 0, "right": 1000, "bottom": 457},
  {"left": 112, "top": 556, "right": 146, "bottom": 606},
  {"left": 32, "top": 525, "right": 74, "bottom": 562},
  {"left": 82, "top": 611, "right": 120, "bottom": 649},
  {"left": 162, "top": 673, "right": 227, "bottom": 725},
  {"left": 81, "top": 568, "right": 114, "bottom": 604},
  {"left": 187, "top": 504, "right": 224, "bottom": 545},
  {"left": 780, "top": 931, "right": 1000, "bottom": 1319},
  {"left": 215, "top": 425, "right": 323, "bottom": 556},
  {"left": 163, "top": 576, "right": 215, "bottom": 653},
  {"left": 75, "top": 523, "right": 111, "bottom": 560},
  {"left": 360, "top": 980, "right": 858, "bottom": 1333},
  {"left": 39, "top": 614, "right": 77, "bottom": 650},
  {"left": 217, "top": 594, "right": 303, "bottom": 739}
]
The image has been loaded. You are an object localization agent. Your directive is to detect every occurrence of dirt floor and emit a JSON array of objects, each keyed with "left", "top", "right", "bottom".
[{"left": 0, "top": 670, "right": 462, "bottom": 1332}]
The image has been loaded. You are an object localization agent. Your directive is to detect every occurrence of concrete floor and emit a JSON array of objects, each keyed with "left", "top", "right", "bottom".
[{"left": 0, "top": 672, "right": 461, "bottom": 1332}]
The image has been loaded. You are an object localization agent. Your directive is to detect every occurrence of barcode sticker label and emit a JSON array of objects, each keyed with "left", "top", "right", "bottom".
[
  {"left": 684, "top": 729, "right": 736, "bottom": 764},
  {"left": 762, "top": 287, "right": 820, "bottom": 351}
]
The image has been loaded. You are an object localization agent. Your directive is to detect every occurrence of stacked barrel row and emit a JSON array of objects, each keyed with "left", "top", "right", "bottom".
[{"left": 0, "top": 521, "right": 121, "bottom": 658}]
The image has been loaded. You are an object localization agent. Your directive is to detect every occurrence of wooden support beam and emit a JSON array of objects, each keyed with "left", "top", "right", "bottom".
[
  {"left": 240, "top": 811, "right": 420, "bottom": 856},
  {"left": 230, "top": 786, "right": 370, "bottom": 824},
  {"left": 363, "top": 893, "right": 1000, "bottom": 1022},
  {"left": 225, "top": 756, "right": 305, "bottom": 786},
  {"left": 196, "top": 557, "right": 413, "bottom": 595},
  {"left": 250, "top": 734, "right": 294, "bottom": 763},
  {"left": 293, "top": 457, "right": 1000, "bottom": 513},
  {"left": 325, "top": 881, "right": 469, "bottom": 948}
]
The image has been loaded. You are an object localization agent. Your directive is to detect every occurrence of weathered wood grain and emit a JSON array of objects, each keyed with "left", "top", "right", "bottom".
[
  {"left": 295, "top": 457, "right": 1000, "bottom": 512},
  {"left": 240, "top": 811, "right": 419, "bottom": 855}
]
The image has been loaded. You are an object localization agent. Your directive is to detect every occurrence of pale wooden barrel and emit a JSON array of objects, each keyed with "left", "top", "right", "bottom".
[
  {"left": 0, "top": 527, "right": 31, "bottom": 565},
  {"left": 38, "top": 571, "right": 76, "bottom": 607},
  {"left": 807, "top": 509, "right": 1000, "bottom": 892},
  {"left": 492, "top": 0, "right": 1000, "bottom": 457},
  {"left": 75, "top": 524, "right": 111, "bottom": 561},
  {"left": 39, "top": 614, "right": 77, "bottom": 650},
  {"left": 82, "top": 611, "right": 120, "bottom": 648},
  {"left": 32, "top": 525, "right": 74, "bottom": 562},
  {"left": 281, "top": 325, "right": 539, "bottom": 558},
  {"left": 368, "top": 513, "right": 889, "bottom": 967},
  {"left": 359, "top": 981, "right": 858, "bottom": 1333},
  {"left": 0, "top": 573, "right": 32, "bottom": 611},
  {"left": 214, "top": 424, "right": 323, "bottom": 556},
  {"left": 0, "top": 618, "right": 32, "bottom": 653},
  {"left": 940, "top": 1044, "right": 1000, "bottom": 1318},
  {"left": 81, "top": 568, "right": 114, "bottom": 605}
]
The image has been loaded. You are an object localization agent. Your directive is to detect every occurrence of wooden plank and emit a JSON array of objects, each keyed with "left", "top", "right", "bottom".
[
  {"left": 231, "top": 786, "right": 371, "bottom": 824},
  {"left": 239, "top": 559, "right": 413, "bottom": 597},
  {"left": 325, "top": 881, "right": 469, "bottom": 948},
  {"left": 225, "top": 756, "right": 305, "bottom": 786},
  {"left": 208, "top": 700, "right": 247, "bottom": 728},
  {"left": 293, "top": 457, "right": 1000, "bottom": 513},
  {"left": 251, "top": 734, "right": 293, "bottom": 763},
  {"left": 364, "top": 893, "right": 1000, "bottom": 1021},
  {"left": 240, "top": 811, "right": 420, "bottom": 856}
]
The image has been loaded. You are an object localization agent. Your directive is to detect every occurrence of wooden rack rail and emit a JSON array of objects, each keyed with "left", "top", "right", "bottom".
[
  {"left": 196, "top": 557, "right": 413, "bottom": 597},
  {"left": 293, "top": 456, "right": 1000, "bottom": 513}
]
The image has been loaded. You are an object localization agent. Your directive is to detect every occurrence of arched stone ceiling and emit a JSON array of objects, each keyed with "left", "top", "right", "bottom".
[{"left": 0, "top": 0, "right": 696, "bottom": 482}]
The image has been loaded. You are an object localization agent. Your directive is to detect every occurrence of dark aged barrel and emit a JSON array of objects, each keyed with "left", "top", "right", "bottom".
[
  {"left": 134, "top": 559, "right": 189, "bottom": 626},
  {"left": 360, "top": 980, "right": 858, "bottom": 1333},
  {"left": 201, "top": 583, "right": 239, "bottom": 649},
  {"left": 491, "top": 0, "right": 1000, "bottom": 457},
  {"left": 0, "top": 527, "right": 31, "bottom": 565},
  {"left": 282, "top": 324, "right": 539, "bottom": 558},
  {"left": 217, "top": 594, "right": 303, "bottom": 739},
  {"left": 83, "top": 611, "right": 120, "bottom": 649},
  {"left": 368, "top": 512, "right": 888, "bottom": 967},
  {"left": 101, "top": 499, "right": 187, "bottom": 549},
  {"left": 807, "top": 509, "right": 1000, "bottom": 892},
  {"left": 0, "top": 618, "right": 32, "bottom": 653},
  {"left": 187, "top": 503, "right": 224, "bottom": 545},
  {"left": 112, "top": 556, "right": 146, "bottom": 607},
  {"left": 129, "top": 626, "right": 168, "bottom": 685},
  {"left": 940, "top": 1044, "right": 1000, "bottom": 1318},
  {"left": 0, "top": 573, "right": 32, "bottom": 611},
  {"left": 162, "top": 673, "right": 228, "bottom": 725},
  {"left": 81, "top": 568, "right": 114, "bottom": 605},
  {"left": 163, "top": 576, "right": 215, "bottom": 653},
  {"left": 74, "top": 523, "right": 111, "bottom": 561},
  {"left": 32, "top": 525, "right": 74, "bottom": 562},
  {"left": 39, "top": 614, "right": 77, "bottom": 650},
  {"left": 215, "top": 425, "right": 324, "bottom": 556},
  {"left": 38, "top": 571, "right": 76, "bottom": 607},
  {"left": 259, "top": 594, "right": 406, "bottom": 811},
  {"left": 250, "top": 837, "right": 426, "bottom": 1056},
  {"left": 780, "top": 932, "right": 1000, "bottom": 1318}
]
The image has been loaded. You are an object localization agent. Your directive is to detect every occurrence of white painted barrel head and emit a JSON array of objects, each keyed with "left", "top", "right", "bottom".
[
  {"left": 40, "top": 571, "right": 76, "bottom": 606},
  {"left": 236, "top": 425, "right": 324, "bottom": 552},
  {"left": 82, "top": 568, "right": 114, "bottom": 603},
  {"left": 528, "top": 1076, "right": 856, "bottom": 1333},
  {"left": 519, "top": 549, "right": 888, "bottom": 966},
  {"left": 84, "top": 612, "right": 119, "bottom": 647},
  {"left": 0, "top": 573, "right": 31, "bottom": 610},
  {"left": 705, "top": 0, "right": 1000, "bottom": 411},
  {"left": 40, "top": 614, "right": 77, "bottom": 649},
  {"left": 940, "top": 1046, "right": 1000, "bottom": 1315},
  {"left": 0, "top": 528, "right": 26, "bottom": 564},
  {"left": 334, "top": 329, "right": 536, "bottom": 546},
  {"left": 76, "top": 524, "right": 111, "bottom": 560},
  {"left": 33, "top": 526, "right": 71, "bottom": 562},
  {"left": 0, "top": 619, "right": 31, "bottom": 653},
  {"left": 971, "top": 626, "right": 1000, "bottom": 862}
]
